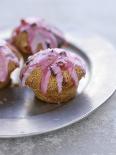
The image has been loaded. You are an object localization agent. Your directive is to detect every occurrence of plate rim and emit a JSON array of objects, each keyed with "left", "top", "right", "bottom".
[{"left": 0, "top": 31, "right": 116, "bottom": 138}]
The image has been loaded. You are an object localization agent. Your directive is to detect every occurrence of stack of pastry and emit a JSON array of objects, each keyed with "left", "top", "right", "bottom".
[{"left": 0, "top": 17, "right": 86, "bottom": 104}]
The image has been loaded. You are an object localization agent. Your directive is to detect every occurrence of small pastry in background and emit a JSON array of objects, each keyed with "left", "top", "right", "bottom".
[
  {"left": 20, "top": 48, "right": 86, "bottom": 103},
  {"left": 0, "top": 40, "right": 21, "bottom": 88},
  {"left": 11, "top": 17, "right": 65, "bottom": 56}
]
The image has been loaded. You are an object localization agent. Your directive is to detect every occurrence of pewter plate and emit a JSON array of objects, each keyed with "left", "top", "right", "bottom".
[{"left": 0, "top": 30, "right": 116, "bottom": 138}]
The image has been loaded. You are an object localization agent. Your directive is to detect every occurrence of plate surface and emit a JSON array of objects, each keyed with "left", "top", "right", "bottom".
[{"left": 0, "top": 30, "right": 116, "bottom": 138}]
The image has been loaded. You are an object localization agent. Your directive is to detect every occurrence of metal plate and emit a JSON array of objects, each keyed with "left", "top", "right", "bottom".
[{"left": 0, "top": 30, "right": 116, "bottom": 138}]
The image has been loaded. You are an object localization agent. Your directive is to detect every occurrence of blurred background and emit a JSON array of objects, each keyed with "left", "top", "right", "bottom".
[{"left": 0, "top": 0, "right": 116, "bottom": 44}]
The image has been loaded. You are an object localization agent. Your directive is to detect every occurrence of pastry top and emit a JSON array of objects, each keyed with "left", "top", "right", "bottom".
[
  {"left": 0, "top": 40, "right": 19, "bottom": 82},
  {"left": 20, "top": 48, "right": 86, "bottom": 94},
  {"left": 12, "top": 17, "right": 65, "bottom": 54}
]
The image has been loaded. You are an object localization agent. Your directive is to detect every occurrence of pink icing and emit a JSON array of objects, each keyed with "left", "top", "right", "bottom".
[
  {"left": 41, "top": 68, "right": 51, "bottom": 93},
  {"left": 0, "top": 40, "right": 19, "bottom": 82},
  {"left": 12, "top": 17, "right": 65, "bottom": 54},
  {"left": 50, "top": 64, "right": 63, "bottom": 93},
  {"left": 21, "top": 48, "right": 86, "bottom": 94}
]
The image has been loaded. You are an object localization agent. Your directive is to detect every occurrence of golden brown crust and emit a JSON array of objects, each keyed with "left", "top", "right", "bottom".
[
  {"left": 7, "top": 43, "right": 22, "bottom": 60},
  {"left": 0, "top": 61, "right": 18, "bottom": 88},
  {"left": 12, "top": 31, "right": 31, "bottom": 56},
  {"left": 25, "top": 66, "right": 85, "bottom": 103}
]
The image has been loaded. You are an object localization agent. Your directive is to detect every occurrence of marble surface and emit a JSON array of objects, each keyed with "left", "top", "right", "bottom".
[{"left": 0, "top": 0, "right": 116, "bottom": 154}]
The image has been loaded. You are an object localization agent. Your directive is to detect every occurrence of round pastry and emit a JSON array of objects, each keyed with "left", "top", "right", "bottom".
[
  {"left": 20, "top": 48, "right": 86, "bottom": 103},
  {"left": 0, "top": 40, "right": 21, "bottom": 88},
  {"left": 11, "top": 17, "right": 65, "bottom": 55}
]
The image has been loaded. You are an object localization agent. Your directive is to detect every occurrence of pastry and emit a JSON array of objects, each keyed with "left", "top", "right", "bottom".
[
  {"left": 20, "top": 48, "right": 86, "bottom": 103},
  {"left": 11, "top": 17, "right": 65, "bottom": 56},
  {"left": 0, "top": 40, "right": 21, "bottom": 88}
]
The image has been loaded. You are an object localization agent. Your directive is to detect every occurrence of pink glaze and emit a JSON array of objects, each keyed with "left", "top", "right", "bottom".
[
  {"left": 0, "top": 40, "right": 19, "bottom": 82},
  {"left": 41, "top": 68, "right": 51, "bottom": 93},
  {"left": 12, "top": 17, "right": 65, "bottom": 54},
  {"left": 50, "top": 64, "right": 63, "bottom": 92},
  {"left": 21, "top": 48, "right": 86, "bottom": 94}
]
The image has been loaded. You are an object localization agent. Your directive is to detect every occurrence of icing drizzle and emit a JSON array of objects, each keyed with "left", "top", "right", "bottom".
[
  {"left": 0, "top": 40, "right": 19, "bottom": 82},
  {"left": 21, "top": 48, "right": 86, "bottom": 94},
  {"left": 12, "top": 17, "right": 65, "bottom": 54}
]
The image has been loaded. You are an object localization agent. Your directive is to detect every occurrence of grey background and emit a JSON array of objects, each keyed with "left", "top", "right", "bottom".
[{"left": 0, "top": 0, "right": 116, "bottom": 154}]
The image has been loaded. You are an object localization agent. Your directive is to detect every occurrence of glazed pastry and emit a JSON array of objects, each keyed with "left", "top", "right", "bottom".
[
  {"left": 20, "top": 48, "right": 86, "bottom": 103},
  {"left": 11, "top": 17, "right": 65, "bottom": 55},
  {"left": 0, "top": 40, "right": 20, "bottom": 88}
]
